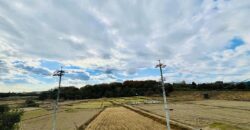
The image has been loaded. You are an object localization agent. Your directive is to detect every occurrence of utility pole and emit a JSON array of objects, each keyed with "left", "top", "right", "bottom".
[
  {"left": 156, "top": 60, "right": 171, "bottom": 130},
  {"left": 52, "top": 67, "right": 65, "bottom": 130}
]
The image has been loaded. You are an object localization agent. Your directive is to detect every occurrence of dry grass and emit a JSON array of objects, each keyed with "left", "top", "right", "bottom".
[
  {"left": 137, "top": 100, "right": 250, "bottom": 130},
  {"left": 19, "top": 99, "right": 106, "bottom": 130},
  {"left": 168, "top": 91, "right": 250, "bottom": 101},
  {"left": 212, "top": 91, "right": 250, "bottom": 101},
  {"left": 20, "top": 108, "right": 100, "bottom": 130},
  {"left": 207, "top": 122, "right": 244, "bottom": 130},
  {"left": 188, "top": 100, "right": 250, "bottom": 111},
  {"left": 85, "top": 107, "right": 167, "bottom": 130},
  {"left": 111, "top": 96, "right": 149, "bottom": 104},
  {"left": 21, "top": 108, "right": 49, "bottom": 120},
  {"left": 0, "top": 99, "right": 26, "bottom": 108},
  {"left": 4, "top": 93, "right": 250, "bottom": 130},
  {"left": 65, "top": 101, "right": 112, "bottom": 109}
]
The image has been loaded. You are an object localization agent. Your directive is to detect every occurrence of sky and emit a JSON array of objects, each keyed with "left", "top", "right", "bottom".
[{"left": 0, "top": 0, "right": 250, "bottom": 92}]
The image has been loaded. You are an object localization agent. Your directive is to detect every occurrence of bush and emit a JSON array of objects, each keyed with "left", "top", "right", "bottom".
[
  {"left": 24, "top": 99, "right": 39, "bottom": 107},
  {"left": 0, "top": 105, "right": 23, "bottom": 130}
]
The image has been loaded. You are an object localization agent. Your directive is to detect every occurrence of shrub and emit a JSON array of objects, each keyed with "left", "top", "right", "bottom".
[
  {"left": 24, "top": 99, "right": 39, "bottom": 107},
  {"left": 0, "top": 105, "right": 23, "bottom": 130}
]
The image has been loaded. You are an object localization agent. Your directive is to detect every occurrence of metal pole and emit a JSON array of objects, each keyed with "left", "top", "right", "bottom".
[
  {"left": 157, "top": 60, "right": 171, "bottom": 130},
  {"left": 52, "top": 67, "right": 63, "bottom": 130}
]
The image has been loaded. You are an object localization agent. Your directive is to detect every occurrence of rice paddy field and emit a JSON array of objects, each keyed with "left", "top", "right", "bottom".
[
  {"left": 1, "top": 92, "right": 250, "bottom": 130},
  {"left": 20, "top": 108, "right": 100, "bottom": 130},
  {"left": 85, "top": 107, "right": 167, "bottom": 130},
  {"left": 19, "top": 100, "right": 107, "bottom": 130},
  {"left": 136, "top": 100, "right": 250, "bottom": 130}
]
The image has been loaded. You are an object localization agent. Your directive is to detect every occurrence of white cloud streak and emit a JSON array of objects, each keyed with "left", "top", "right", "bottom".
[{"left": 0, "top": 0, "right": 250, "bottom": 91}]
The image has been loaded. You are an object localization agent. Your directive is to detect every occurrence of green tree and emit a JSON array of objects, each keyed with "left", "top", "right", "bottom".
[
  {"left": 0, "top": 105, "right": 23, "bottom": 130},
  {"left": 24, "top": 99, "right": 39, "bottom": 107}
]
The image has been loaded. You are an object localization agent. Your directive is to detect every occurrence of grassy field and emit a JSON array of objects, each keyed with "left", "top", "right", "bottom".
[
  {"left": 86, "top": 107, "right": 167, "bottom": 130},
  {"left": 21, "top": 108, "right": 50, "bottom": 120},
  {"left": 64, "top": 100, "right": 112, "bottom": 109},
  {"left": 2, "top": 93, "right": 250, "bottom": 130},
  {"left": 168, "top": 91, "right": 250, "bottom": 101},
  {"left": 206, "top": 122, "right": 244, "bottom": 130},
  {"left": 0, "top": 99, "right": 26, "bottom": 108},
  {"left": 0, "top": 96, "right": 150, "bottom": 130},
  {"left": 19, "top": 99, "right": 106, "bottom": 130},
  {"left": 110, "top": 96, "right": 149, "bottom": 104},
  {"left": 20, "top": 108, "right": 100, "bottom": 130},
  {"left": 136, "top": 100, "right": 250, "bottom": 130}
]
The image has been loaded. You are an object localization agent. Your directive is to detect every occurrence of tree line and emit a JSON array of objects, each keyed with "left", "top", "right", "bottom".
[
  {"left": 38, "top": 80, "right": 250, "bottom": 100},
  {"left": 38, "top": 80, "right": 172, "bottom": 100},
  {"left": 1, "top": 80, "right": 249, "bottom": 100},
  {"left": 173, "top": 81, "right": 250, "bottom": 91},
  {"left": 0, "top": 92, "right": 39, "bottom": 98}
]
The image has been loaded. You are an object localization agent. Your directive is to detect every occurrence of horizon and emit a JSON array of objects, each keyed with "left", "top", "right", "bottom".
[
  {"left": 1, "top": 79, "right": 246, "bottom": 93},
  {"left": 1, "top": 0, "right": 250, "bottom": 92}
]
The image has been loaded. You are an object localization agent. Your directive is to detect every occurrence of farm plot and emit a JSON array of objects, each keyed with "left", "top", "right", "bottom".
[
  {"left": 21, "top": 108, "right": 50, "bottom": 120},
  {"left": 137, "top": 100, "right": 250, "bottom": 130},
  {"left": 20, "top": 100, "right": 106, "bottom": 130},
  {"left": 20, "top": 108, "right": 100, "bottom": 130},
  {"left": 111, "top": 96, "right": 150, "bottom": 104},
  {"left": 86, "top": 107, "right": 167, "bottom": 130},
  {"left": 187, "top": 100, "right": 250, "bottom": 111},
  {"left": 65, "top": 101, "right": 112, "bottom": 109}
]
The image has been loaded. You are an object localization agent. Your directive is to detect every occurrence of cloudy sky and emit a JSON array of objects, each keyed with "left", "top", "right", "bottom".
[{"left": 0, "top": 0, "right": 250, "bottom": 92}]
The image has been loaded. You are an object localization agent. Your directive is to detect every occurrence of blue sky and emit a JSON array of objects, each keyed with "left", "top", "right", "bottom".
[
  {"left": 226, "top": 37, "right": 245, "bottom": 50},
  {"left": 0, "top": 0, "right": 250, "bottom": 92}
]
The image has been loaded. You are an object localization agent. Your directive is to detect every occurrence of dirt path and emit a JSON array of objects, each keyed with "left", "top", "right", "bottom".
[{"left": 85, "top": 107, "right": 168, "bottom": 130}]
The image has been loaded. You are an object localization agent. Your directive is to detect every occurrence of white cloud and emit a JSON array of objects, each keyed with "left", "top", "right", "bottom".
[{"left": 0, "top": 0, "right": 250, "bottom": 91}]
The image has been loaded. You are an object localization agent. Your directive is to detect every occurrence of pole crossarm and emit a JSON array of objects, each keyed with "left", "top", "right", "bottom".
[
  {"left": 52, "top": 67, "right": 65, "bottom": 130},
  {"left": 53, "top": 70, "right": 65, "bottom": 76},
  {"left": 155, "top": 63, "right": 166, "bottom": 68}
]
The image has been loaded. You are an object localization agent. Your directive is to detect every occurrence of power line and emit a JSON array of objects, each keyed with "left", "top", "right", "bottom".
[{"left": 156, "top": 60, "right": 171, "bottom": 130}]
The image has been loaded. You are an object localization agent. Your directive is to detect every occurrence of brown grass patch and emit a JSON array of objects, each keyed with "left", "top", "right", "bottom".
[{"left": 85, "top": 107, "right": 167, "bottom": 130}]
